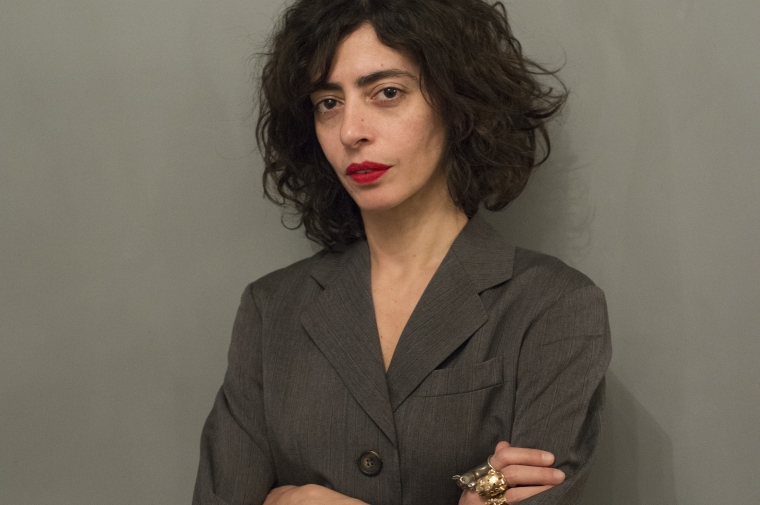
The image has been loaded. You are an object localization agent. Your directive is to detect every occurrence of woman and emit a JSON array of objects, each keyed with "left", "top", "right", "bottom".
[{"left": 193, "top": 1, "right": 611, "bottom": 504}]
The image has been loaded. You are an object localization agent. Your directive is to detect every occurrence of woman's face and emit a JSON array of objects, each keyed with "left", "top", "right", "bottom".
[{"left": 310, "top": 23, "right": 448, "bottom": 216}]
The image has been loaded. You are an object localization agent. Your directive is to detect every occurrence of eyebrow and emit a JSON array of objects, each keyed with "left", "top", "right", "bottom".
[{"left": 315, "top": 69, "right": 418, "bottom": 92}]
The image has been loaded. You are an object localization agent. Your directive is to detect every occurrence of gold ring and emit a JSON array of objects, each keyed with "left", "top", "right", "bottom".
[
  {"left": 452, "top": 455, "right": 511, "bottom": 502},
  {"left": 476, "top": 468, "right": 508, "bottom": 498},
  {"left": 484, "top": 495, "right": 509, "bottom": 505}
]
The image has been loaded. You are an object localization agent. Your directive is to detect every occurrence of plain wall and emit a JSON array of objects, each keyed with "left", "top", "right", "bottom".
[{"left": 1, "top": 1, "right": 758, "bottom": 504}]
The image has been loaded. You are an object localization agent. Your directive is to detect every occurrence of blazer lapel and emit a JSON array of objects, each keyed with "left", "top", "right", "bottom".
[
  {"left": 300, "top": 242, "right": 398, "bottom": 446},
  {"left": 299, "top": 215, "right": 514, "bottom": 439},
  {"left": 386, "top": 215, "right": 515, "bottom": 410}
]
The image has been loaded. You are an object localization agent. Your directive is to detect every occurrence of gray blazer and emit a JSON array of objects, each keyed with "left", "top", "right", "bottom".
[{"left": 193, "top": 215, "right": 612, "bottom": 505}]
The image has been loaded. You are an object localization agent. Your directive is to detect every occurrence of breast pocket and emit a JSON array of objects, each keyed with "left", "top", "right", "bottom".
[{"left": 415, "top": 356, "right": 504, "bottom": 397}]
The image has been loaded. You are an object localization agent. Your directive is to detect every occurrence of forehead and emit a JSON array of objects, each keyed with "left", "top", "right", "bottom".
[{"left": 326, "top": 23, "right": 419, "bottom": 82}]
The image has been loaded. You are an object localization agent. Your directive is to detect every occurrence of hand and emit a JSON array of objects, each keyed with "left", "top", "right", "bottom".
[
  {"left": 263, "top": 484, "right": 368, "bottom": 505},
  {"left": 458, "top": 441, "right": 565, "bottom": 504}
]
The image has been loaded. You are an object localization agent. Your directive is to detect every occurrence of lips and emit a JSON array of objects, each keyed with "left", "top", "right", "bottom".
[{"left": 345, "top": 161, "right": 391, "bottom": 184}]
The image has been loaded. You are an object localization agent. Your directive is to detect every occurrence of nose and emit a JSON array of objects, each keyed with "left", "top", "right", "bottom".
[{"left": 340, "top": 99, "right": 371, "bottom": 149}]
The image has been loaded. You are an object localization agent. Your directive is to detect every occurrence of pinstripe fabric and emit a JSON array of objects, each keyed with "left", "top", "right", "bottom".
[{"left": 193, "top": 215, "right": 612, "bottom": 505}]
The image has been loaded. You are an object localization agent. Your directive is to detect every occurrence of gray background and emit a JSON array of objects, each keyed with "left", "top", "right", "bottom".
[{"left": 1, "top": 0, "right": 758, "bottom": 504}]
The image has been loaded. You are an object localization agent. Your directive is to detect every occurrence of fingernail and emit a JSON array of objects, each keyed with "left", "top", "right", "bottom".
[
  {"left": 554, "top": 469, "right": 565, "bottom": 480},
  {"left": 542, "top": 452, "right": 553, "bottom": 463}
]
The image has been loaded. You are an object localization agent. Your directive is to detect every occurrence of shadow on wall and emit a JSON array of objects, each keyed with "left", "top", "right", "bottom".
[
  {"left": 483, "top": 122, "right": 594, "bottom": 264},
  {"left": 484, "top": 124, "right": 679, "bottom": 504},
  {"left": 577, "top": 372, "right": 679, "bottom": 505}
]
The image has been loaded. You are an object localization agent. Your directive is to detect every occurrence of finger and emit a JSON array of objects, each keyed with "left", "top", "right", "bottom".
[
  {"left": 500, "top": 465, "right": 565, "bottom": 487},
  {"left": 490, "top": 446, "right": 555, "bottom": 468},
  {"left": 262, "top": 486, "right": 297, "bottom": 505},
  {"left": 504, "top": 485, "right": 554, "bottom": 504}
]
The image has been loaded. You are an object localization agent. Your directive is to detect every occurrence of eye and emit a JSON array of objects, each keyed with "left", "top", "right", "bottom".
[
  {"left": 377, "top": 87, "right": 400, "bottom": 100},
  {"left": 314, "top": 98, "right": 337, "bottom": 112}
]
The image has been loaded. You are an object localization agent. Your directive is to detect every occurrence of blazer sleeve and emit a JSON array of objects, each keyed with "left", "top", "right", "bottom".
[
  {"left": 510, "top": 283, "right": 612, "bottom": 505},
  {"left": 193, "top": 284, "right": 275, "bottom": 505}
]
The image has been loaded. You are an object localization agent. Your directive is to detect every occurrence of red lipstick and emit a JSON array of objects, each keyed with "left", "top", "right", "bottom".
[{"left": 345, "top": 161, "right": 391, "bottom": 184}]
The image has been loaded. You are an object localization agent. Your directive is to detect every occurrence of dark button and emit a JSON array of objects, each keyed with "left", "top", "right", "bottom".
[{"left": 357, "top": 450, "right": 383, "bottom": 476}]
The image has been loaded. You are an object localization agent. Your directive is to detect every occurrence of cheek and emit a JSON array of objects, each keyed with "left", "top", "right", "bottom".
[{"left": 406, "top": 109, "right": 444, "bottom": 149}]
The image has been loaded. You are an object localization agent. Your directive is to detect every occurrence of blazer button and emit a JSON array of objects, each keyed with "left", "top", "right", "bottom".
[{"left": 357, "top": 450, "right": 383, "bottom": 476}]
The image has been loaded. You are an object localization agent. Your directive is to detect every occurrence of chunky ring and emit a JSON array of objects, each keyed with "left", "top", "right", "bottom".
[
  {"left": 452, "top": 460, "right": 492, "bottom": 490},
  {"left": 484, "top": 495, "right": 509, "bottom": 505},
  {"left": 476, "top": 468, "right": 508, "bottom": 498},
  {"left": 453, "top": 456, "right": 510, "bottom": 500}
]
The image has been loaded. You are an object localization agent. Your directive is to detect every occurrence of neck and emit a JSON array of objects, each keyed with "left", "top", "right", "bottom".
[{"left": 361, "top": 190, "right": 468, "bottom": 273}]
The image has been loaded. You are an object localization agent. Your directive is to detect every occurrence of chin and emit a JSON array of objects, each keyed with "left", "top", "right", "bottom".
[
  {"left": 351, "top": 194, "right": 406, "bottom": 214},
  {"left": 355, "top": 202, "right": 400, "bottom": 214}
]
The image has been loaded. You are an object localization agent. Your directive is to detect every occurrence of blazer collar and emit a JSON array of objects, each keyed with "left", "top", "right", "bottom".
[
  {"left": 385, "top": 215, "right": 514, "bottom": 409},
  {"left": 300, "top": 240, "right": 397, "bottom": 443},
  {"left": 308, "top": 214, "right": 514, "bottom": 291},
  {"left": 300, "top": 215, "right": 514, "bottom": 443},
  {"left": 447, "top": 213, "right": 514, "bottom": 292}
]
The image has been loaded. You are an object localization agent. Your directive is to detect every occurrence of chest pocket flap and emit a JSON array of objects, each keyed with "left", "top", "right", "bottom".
[{"left": 415, "top": 356, "right": 504, "bottom": 397}]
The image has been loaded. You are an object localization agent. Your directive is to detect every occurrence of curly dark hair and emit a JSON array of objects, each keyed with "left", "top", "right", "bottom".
[{"left": 256, "top": 0, "right": 567, "bottom": 250}]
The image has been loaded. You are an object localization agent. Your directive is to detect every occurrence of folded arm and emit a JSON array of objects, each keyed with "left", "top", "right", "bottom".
[
  {"left": 507, "top": 284, "right": 612, "bottom": 504},
  {"left": 193, "top": 285, "right": 275, "bottom": 505}
]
